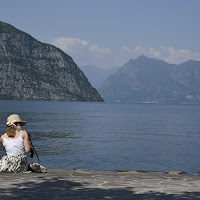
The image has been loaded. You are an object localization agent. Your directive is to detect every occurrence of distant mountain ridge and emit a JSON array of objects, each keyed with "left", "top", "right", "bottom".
[
  {"left": 99, "top": 55, "right": 200, "bottom": 104},
  {"left": 0, "top": 21, "right": 103, "bottom": 101},
  {"left": 80, "top": 65, "right": 119, "bottom": 89}
]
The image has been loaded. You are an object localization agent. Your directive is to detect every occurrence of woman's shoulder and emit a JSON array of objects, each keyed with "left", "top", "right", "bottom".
[
  {"left": 21, "top": 130, "right": 28, "bottom": 134},
  {"left": 21, "top": 130, "right": 28, "bottom": 138},
  {"left": 0, "top": 133, "right": 6, "bottom": 142},
  {"left": 1, "top": 133, "right": 7, "bottom": 138}
]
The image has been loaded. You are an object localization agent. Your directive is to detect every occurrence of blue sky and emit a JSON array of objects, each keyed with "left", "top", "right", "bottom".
[{"left": 0, "top": 0, "right": 200, "bottom": 68}]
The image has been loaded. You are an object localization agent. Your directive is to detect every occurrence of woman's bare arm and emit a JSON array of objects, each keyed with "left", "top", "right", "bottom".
[
  {"left": 0, "top": 136, "right": 6, "bottom": 152},
  {"left": 22, "top": 130, "right": 31, "bottom": 153}
]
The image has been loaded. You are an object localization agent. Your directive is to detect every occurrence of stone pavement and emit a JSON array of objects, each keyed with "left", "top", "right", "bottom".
[{"left": 0, "top": 169, "right": 200, "bottom": 199}]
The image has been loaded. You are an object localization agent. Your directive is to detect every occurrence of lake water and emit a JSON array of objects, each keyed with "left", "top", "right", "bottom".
[{"left": 0, "top": 100, "right": 200, "bottom": 172}]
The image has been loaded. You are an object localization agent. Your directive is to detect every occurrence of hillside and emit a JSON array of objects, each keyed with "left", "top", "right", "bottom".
[
  {"left": 99, "top": 55, "right": 200, "bottom": 104},
  {"left": 0, "top": 21, "right": 103, "bottom": 101}
]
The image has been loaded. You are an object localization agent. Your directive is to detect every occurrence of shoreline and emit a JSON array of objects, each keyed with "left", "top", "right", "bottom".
[
  {"left": 39, "top": 168, "right": 200, "bottom": 176},
  {"left": 74, "top": 169, "right": 200, "bottom": 176}
]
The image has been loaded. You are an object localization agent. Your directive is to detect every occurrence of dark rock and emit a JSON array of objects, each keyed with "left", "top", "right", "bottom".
[
  {"left": 0, "top": 21, "right": 103, "bottom": 102},
  {"left": 99, "top": 55, "right": 200, "bottom": 104}
]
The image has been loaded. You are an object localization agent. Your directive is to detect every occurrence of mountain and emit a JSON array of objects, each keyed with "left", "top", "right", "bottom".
[
  {"left": 80, "top": 65, "right": 119, "bottom": 89},
  {"left": 0, "top": 21, "right": 103, "bottom": 101},
  {"left": 99, "top": 55, "right": 200, "bottom": 104}
]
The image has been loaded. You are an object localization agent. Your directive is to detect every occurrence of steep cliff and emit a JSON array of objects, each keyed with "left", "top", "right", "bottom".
[
  {"left": 0, "top": 21, "right": 103, "bottom": 101},
  {"left": 99, "top": 56, "right": 200, "bottom": 104}
]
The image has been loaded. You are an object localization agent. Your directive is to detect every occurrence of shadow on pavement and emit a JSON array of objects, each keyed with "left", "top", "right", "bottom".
[{"left": 0, "top": 176, "right": 200, "bottom": 199}]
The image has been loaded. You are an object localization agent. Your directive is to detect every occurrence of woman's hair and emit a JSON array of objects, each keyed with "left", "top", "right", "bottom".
[{"left": 6, "top": 123, "right": 22, "bottom": 137}]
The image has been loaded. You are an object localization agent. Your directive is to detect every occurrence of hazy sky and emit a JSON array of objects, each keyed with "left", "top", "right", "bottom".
[{"left": 1, "top": 0, "right": 200, "bottom": 68}]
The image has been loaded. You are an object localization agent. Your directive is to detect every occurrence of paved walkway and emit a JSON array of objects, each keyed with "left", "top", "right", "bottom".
[{"left": 0, "top": 169, "right": 200, "bottom": 199}]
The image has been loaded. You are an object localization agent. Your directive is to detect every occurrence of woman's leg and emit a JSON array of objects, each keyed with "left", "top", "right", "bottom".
[{"left": 1, "top": 155, "right": 7, "bottom": 161}]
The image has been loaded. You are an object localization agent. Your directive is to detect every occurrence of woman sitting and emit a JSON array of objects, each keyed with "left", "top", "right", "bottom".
[{"left": 0, "top": 114, "right": 31, "bottom": 172}]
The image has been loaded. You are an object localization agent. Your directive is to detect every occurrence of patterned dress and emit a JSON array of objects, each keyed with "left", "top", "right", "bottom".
[{"left": 0, "top": 154, "right": 28, "bottom": 173}]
